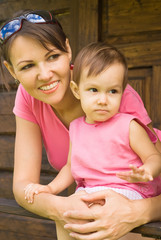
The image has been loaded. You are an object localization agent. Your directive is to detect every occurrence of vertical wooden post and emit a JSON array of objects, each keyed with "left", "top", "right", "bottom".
[
  {"left": 70, "top": 0, "right": 99, "bottom": 60},
  {"left": 151, "top": 65, "right": 161, "bottom": 129}
]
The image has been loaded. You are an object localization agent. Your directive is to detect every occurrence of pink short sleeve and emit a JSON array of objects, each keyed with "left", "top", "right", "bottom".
[
  {"left": 120, "top": 84, "right": 152, "bottom": 125},
  {"left": 13, "top": 84, "right": 38, "bottom": 124}
]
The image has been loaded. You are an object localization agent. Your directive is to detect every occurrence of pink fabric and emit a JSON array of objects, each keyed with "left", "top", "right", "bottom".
[
  {"left": 13, "top": 85, "right": 69, "bottom": 171},
  {"left": 70, "top": 114, "right": 161, "bottom": 198},
  {"left": 120, "top": 84, "right": 152, "bottom": 125},
  {"left": 121, "top": 84, "right": 161, "bottom": 140},
  {"left": 13, "top": 84, "right": 161, "bottom": 172}
]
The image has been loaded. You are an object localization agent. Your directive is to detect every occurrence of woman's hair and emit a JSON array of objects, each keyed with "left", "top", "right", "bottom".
[
  {"left": 0, "top": 10, "right": 67, "bottom": 89},
  {"left": 73, "top": 42, "right": 128, "bottom": 89}
]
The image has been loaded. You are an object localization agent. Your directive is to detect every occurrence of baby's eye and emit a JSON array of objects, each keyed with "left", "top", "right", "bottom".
[
  {"left": 89, "top": 88, "right": 98, "bottom": 92},
  {"left": 109, "top": 89, "right": 117, "bottom": 94},
  {"left": 21, "top": 64, "right": 34, "bottom": 70}
]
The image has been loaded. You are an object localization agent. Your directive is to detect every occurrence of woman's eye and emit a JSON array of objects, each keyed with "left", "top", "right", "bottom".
[
  {"left": 48, "top": 54, "right": 60, "bottom": 60},
  {"left": 21, "top": 64, "right": 34, "bottom": 70},
  {"left": 109, "top": 89, "right": 117, "bottom": 94},
  {"left": 89, "top": 88, "right": 98, "bottom": 92}
]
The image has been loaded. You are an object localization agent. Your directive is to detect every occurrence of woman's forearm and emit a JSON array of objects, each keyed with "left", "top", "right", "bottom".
[
  {"left": 13, "top": 180, "right": 65, "bottom": 220},
  {"left": 13, "top": 180, "right": 90, "bottom": 223},
  {"left": 133, "top": 194, "right": 161, "bottom": 224}
]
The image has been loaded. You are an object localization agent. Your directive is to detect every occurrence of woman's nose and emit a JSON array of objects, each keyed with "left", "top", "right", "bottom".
[{"left": 37, "top": 64, "right": 53, "bottom": 81}]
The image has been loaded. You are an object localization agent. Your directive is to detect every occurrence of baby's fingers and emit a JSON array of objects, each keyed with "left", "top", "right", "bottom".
[
  {"left": 129, "top": 164, "right": 144, "bottom": 174},
  {"left": 24, "top": 184, "right": 35, "bottom": 203},
  {"left": 116, "top": 171, "right": 133, "bottom": 182},
  {"left": 24, "top": 183, "right": 40, "bottom": 204}
]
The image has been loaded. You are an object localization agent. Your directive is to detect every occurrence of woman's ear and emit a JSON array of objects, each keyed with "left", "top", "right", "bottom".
[
  {"left": 3, "top": 61, "right": 16, "bottom": 79},
  {"left": 65, "top": 38, "right": 72, "bottom": 62},
  {"left": 70, "top": 80, "right": 80, "bottom": 100}
]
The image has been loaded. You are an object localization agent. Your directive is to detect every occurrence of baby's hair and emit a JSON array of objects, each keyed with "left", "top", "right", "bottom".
[{"left": 73, "top": 42, "right": 128, "bottom": 89}]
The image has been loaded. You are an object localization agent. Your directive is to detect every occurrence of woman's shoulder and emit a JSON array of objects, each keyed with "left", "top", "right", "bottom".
[
  {"left": 120, "top": 84, "right": 151, "bottom": 125},
  {"left": 122, "top": 84, "right": 143, "bottom": 102}
]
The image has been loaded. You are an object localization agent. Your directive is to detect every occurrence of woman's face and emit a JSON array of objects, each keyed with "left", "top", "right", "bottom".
[{"left": 6, "top": 35, "right": 72, "bottom": 107}]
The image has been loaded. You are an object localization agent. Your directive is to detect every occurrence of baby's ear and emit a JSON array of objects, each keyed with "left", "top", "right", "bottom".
[{"left": 70, "top": 80, "right": 80, "bottom": 99}]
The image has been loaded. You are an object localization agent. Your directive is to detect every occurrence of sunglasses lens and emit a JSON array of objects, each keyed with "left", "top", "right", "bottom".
[
  {"left": 0, "top": 11, "right": 55, "bottom": 43},
  {"left": 1, "top": 19, "right": 20, "bottom": 40},
  {"left": 26, "top": 13, "right": 46, "bottom": 23}
]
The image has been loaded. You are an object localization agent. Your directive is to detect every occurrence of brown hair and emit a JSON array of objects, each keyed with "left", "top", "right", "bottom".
[
  {"left": 0, "top": 10, "right": 68, "bottom": 89},
  {"left": 73, "top": 42, "right": 128, "bottom": 89}
]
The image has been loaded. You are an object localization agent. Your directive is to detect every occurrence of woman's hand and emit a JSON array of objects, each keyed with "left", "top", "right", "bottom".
[
  {"left": 56, "top": 192, "right": 91, "bottom": 225},
  {"left": 64, "top": 190, "right": 146, "bottom": 240}
]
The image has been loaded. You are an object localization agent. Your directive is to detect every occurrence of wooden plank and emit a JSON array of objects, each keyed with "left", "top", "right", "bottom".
[
  {"left": 132, "top": 222, "right": 161, "bottom": 239},
  {"left": 71, "top": 0, "right": 99, "bottom": 59},
  {"left": 0, "top": 92, "right": 15, "bottom": 114},
  {"left": 0, "top": 135, "right": 14, "bottom": 154},
  {"left": 128, "top": 68, "right": 152, "bottom": 116},
  {"left": 103, "top": 31, "right": 161, "bottom": 46},
  {"left": 0, "top": 115, "right": 15, "bottom": 133},
  {"left": 0, "top": 0, "right": 70, "bottom": 21},
  {"left": 0, "top": 230, "right": 56, "bottom": 240},
  {"left": 0, "top": 212, "right": 57, "bottom": 239},
  {"left": 115, "top": 41, "right": 161, "bottom": 68},
  {"left": 102, "top": 0, "right": 161, "bottom": 36},
  {"left": 151, "top": 66, "right": 161, "bottom": 129},
  {"left": 101, "top": 0, "right": 161, "bottom": 44},
  {"left": 0, "top": 172, "right": 14, "bottom": 199},
  {"left": 0, "top": 135, "right": 58, "bottom": 173}
]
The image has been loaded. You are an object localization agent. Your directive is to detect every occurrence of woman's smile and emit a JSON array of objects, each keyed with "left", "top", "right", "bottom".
[{"left": 39, "top": 80, "right": 60, "bottom": 94}]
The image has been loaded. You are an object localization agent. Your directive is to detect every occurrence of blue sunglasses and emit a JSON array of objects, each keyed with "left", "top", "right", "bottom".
[{"left": 0, "top": 10, "right": 60, "bottom": 44}]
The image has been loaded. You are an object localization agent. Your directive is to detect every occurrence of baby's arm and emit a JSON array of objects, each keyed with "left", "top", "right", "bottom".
[
  {"left": 25, "top": 142, "right": 74, "bottom": 203},
  {"left": 117, "top": 120, "right": 161, "bottom": 183}
]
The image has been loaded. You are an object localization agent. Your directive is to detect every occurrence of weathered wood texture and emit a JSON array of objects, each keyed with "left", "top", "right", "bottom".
[{"left": 0, "top": 0, "right": 161, "bottom": 239}]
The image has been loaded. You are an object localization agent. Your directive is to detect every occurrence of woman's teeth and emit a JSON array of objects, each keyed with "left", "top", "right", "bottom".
[{"left": 40, "top": 81, "right": 58, "bottom": 91}]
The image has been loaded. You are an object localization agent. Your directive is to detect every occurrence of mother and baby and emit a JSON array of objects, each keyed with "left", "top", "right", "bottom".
[{"left": 0, "top": 9, "right": 161, "bottom": 240}]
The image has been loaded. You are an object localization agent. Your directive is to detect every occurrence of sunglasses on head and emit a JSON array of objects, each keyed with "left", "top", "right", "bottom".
[{"left": 0, "top": 10, "right": 60, "bottom": 44}]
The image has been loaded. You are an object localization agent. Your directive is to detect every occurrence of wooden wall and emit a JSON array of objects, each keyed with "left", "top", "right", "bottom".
[{"left": 0, "top": 0, "right": 161, "bottom": 239}]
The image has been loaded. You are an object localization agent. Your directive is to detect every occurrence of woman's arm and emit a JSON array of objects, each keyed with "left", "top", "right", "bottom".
[
  {"left": 64, "top": 190, "right": 161, "bottom": 240},
  {"left": 24, "top": 142, "right": 74, "bottom": 203},
  {"left": 13, "top": 116, "right": 89, "bottom": 221}
]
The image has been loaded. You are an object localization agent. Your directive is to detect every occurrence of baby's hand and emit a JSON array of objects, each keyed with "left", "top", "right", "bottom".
[
  {"left": 116, "top": 164, "right": 153, "bottom": 183},
  {"left": 24, "top": 183, "right": 52, "bottom": 203}
]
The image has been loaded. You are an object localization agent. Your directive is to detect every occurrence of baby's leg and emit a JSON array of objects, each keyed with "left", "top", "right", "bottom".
[{"left": 55, "top": 220, "right": 75, "bottom": 240}]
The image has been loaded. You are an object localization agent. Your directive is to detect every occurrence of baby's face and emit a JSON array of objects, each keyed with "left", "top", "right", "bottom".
[{"left": 78, "top": 63, "right": 124, "bottom": 124}]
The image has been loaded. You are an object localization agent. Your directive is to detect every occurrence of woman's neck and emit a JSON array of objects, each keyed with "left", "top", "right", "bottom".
[{"left": 51, "top": 89, "right": 84, "bottom": 129}]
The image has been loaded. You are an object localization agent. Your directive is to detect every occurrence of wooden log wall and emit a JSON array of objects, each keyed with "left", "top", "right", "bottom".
[{"left": 0, "top": 0, "right": 161, "bottom": 239}]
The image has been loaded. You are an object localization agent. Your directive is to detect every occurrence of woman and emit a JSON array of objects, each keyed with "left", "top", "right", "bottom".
[{"left": 0, "top": 9, "right": 161, "bottom": 240}]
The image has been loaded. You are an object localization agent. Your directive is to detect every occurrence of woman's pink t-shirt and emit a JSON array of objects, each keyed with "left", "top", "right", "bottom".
[{"left": 13, "top": 84, "right": 158, "bottom": 171}]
